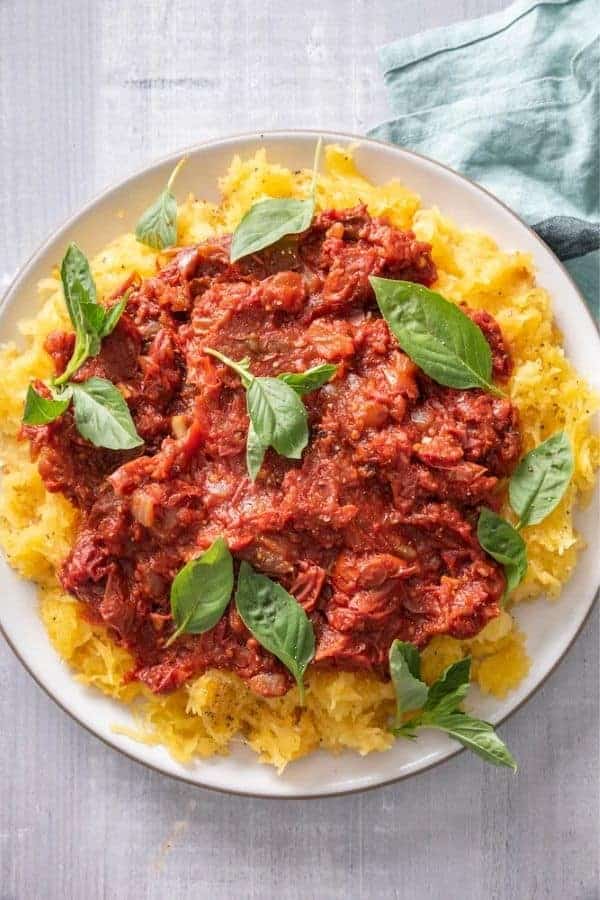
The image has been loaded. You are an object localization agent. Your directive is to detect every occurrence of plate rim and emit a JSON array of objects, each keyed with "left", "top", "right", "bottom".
[{"left": 1, "top": 127, "right": 598, "bottom": 799}]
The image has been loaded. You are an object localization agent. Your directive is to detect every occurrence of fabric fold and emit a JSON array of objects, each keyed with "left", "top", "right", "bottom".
[{"left": 369, "top": 0, "right": 599, "bottom": 316}]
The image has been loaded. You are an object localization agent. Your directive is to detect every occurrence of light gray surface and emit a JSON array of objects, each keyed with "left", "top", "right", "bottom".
[{"left": 1, "top": 1, "right": 598, "bottom": 898}]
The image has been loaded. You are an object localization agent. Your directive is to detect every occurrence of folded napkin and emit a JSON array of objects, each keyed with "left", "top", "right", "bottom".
[{"left": 369, "top": 0, "right": 599, "bottom": 317}]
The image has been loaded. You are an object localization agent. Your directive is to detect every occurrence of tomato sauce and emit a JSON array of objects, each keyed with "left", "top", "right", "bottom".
[{"left": 25, "top": 207, "right": 520, "bottom": 696}]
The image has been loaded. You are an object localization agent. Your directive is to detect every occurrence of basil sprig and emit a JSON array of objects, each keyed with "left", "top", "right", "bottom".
[
  {"left": 135, "top": 157, "right": 186, "bottom": 251},
  {"left": 22, "top": 244, "right": 143, "bottom": 451},
  {"left": 477, "top": 431, "right": 573, "bottom": 598},
  {"left": 389, "top": 640, "right": 517, "bottom": 770},
  {"left": 204, "top": 349, "right": 336, "bottom": 480},
  {"left": 165, "top": 538, "right": 234, "bottom": 647},
  {"left": 235, "top": 561, "right": 315, "bottom": 702},
  {"left": 230, "top": 139, "right": 322, "bottom": 262},
  {"left": 55, "top": 243, "right": 128, "bottom": 386},
  {"left": 370, "top": 277, "right": 504, "bottom": 397},
  {"left": 24, "top": 378, "right": 142, "bottom": 451}
]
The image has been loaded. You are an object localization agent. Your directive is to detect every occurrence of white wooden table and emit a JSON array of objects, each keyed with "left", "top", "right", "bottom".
[{"left": 1, "top": 2, "right": 597, "bottom": 897}]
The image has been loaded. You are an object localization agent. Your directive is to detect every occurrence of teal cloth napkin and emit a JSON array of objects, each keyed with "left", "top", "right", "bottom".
[{"left": 368, "top": 0, "right": 599, "bottom": 318}]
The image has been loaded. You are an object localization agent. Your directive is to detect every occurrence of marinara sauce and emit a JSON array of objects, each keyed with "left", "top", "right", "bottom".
[{"left": 25, "top": 207, "right": 520, "bottom": 696}]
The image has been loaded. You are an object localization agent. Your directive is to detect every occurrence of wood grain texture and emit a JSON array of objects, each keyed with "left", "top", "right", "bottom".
[{"left": 0, "top": 1, "right": 598, "bottom": 898}]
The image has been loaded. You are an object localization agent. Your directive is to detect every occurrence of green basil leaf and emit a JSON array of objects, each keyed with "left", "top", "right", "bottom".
[
  {"left": 60, "top": 242, "right": 97, "bottom": 334},
  {"left": 230, "top": 198, "right": 314, "bottom": 263},
  {"left": 392, "top": 639, "right": 422, "bottom": 680},
  {"left": 425, "top": 711, "right": 518, "bottom": 771},
  {"left": 247, "top": 376, "right": 308, "bottom": 459},
  {"left": 98, "top": 294, "right": 129, "bottom": 340},
  {"left": 278, "top": 363, "right": 338, "bottom": 395},
  {"left": 235, "top": 561, "right": 315, "bottom": 702},
  {"left": 246, "top": 421, "right": 267, "bottom": 482},
  {"left": 477, "top": 507, "right": 528, "bottom": 595},
  {"left": 389, "top": 640, "right": 429, "bottom": 726},
  {"left": 23, "top": 384, "right": 71, "bottom": 425},
  {"left": 229, "top": 139, "right": 322, "bottom": 263},
  {"left": 509, "top": 431, "right": 573, "bottom": 528},
  {"left": 80, "top": 301, "right": 105, "bottom": 337},
  {"left": 55, "top": 244, "right": 107, "bottom": 386},
  {"left": 424, "top": 657, "right": 471, "bottom": 712},
  {"left": 135, "top": 158, "right": 186, "bottom": 251},
  {"left": 135, "top": 188, "right": 177, "bottom": 250},
  {"left": 370, "top": 277, "right": 503, "bottom": 396},
  {"left": 71, "top": 376, "right": 143, "bottom": 450},
  {"left": 424, "top": 687, "right": 471, "bottom": 719},
  {"left": 165, "top": 538, "right": 234, "bottom": 647}
]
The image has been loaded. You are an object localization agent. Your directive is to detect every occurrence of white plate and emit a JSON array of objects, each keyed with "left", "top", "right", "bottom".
[{"left": 1, "top": 130, "right": 598, "bottom": 798}]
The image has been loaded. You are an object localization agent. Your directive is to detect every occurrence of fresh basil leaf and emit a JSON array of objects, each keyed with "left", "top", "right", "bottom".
[
  {"left": 370, "top": 277, "right": 503, "bottom": 396},
  {"left": 55, "top": 244, "right": 107, "bottom": 386},
  {"left": 80, "top": 301, "right": 106, "bottom": 337},
  {"left": 71, "top": 377, "right": 143, "bottom": 450},
  {"left": 477, "top": 507, "right": 527, "bottom": 595},
  {"left": 135, "top": 157, "right": 186, "bottom": 250},
  {"left": 392, "top": 639, "right": 422, "bottom": 680},
  {"left": 389, "top": 640, "right": 429, "bottom": 727},
  {"left": 166, "top": 538, "right": 234, "bottom": 647},
  {"left": 278, "top": 363, "right": 338, "bottom": 395},
  {"left": 247, "top": 376, "right": 308, "bottom": 460},
  {"left": 425, "top": 711, "right": 518, "bottom": 771},
  {"left": 509, "top": 431, "right": 573, "bottom": 528},
  {"left": 424, "top": 657, "right": 471, "bottom": 712},
  {"left": 246, "top": 421, "right": 267, "bottom": 482},
  {"left": 135, "top": 189, "right": 177, "bottom": 250},
  {"left": 231, "top": 198, "right": 314, "bottom": 263},
  {"left": 23, "top": 384, "right": 71, "bottom": 425},
  {"left": 98, "top": 294, "right": 129, "bottom": 339},
  {"left": 230, "top": 138, "right": 322, "bottom": 262},
  {"left": 60, "top": 242, "right": 97, "bottom": 334},
  {"left": 204, "top": 348, "right": 310, "bottom": 471},
  {"left": 235, "top": 561, "right": 315, "bottom": 702},
  {"left": 422, "top": 685, "right": 471, "bottom": 721}
]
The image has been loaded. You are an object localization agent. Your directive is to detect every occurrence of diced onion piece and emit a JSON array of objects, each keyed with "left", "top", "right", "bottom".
[
  {"left": 326, "top": 222, "right": 344, "bottom": 239},
  {"left": 131, "top": 490, "right": 156, "bottom": 527},
  {"left": 150, "top": 612, "right": 170, "bottom": 632},
  {"left": 171, "top": 415, "right": 188, "bottom": 438}
]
